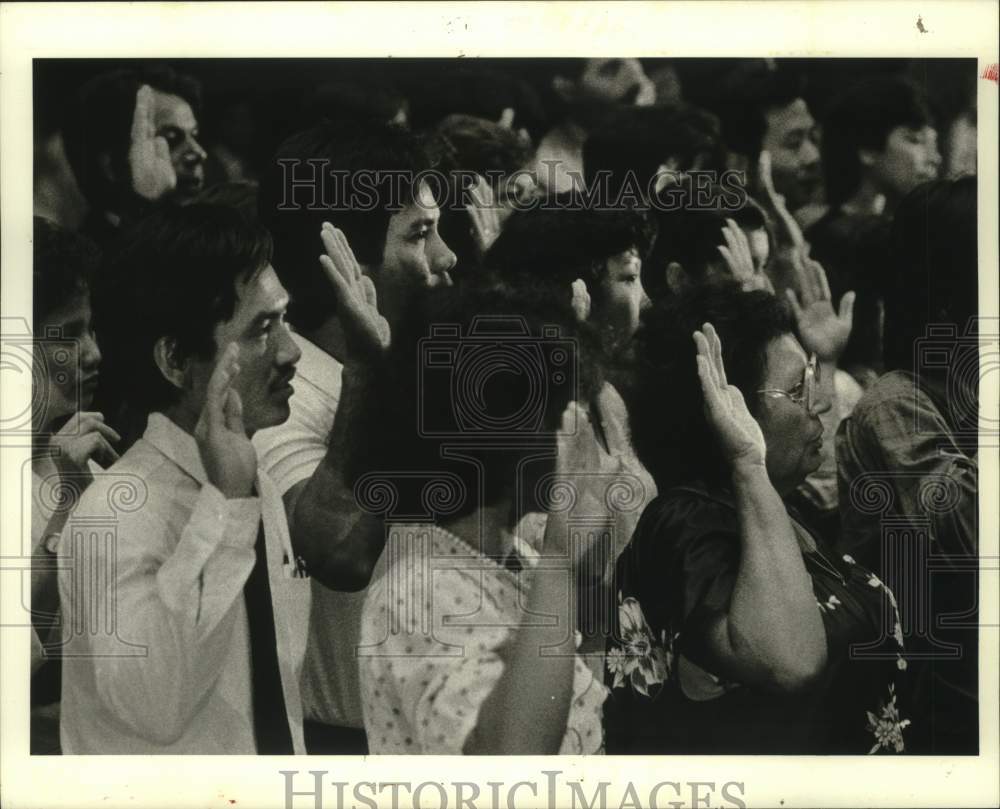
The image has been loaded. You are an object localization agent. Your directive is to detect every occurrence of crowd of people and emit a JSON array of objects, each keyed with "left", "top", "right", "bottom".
[{"left": 29, "top": 57, "right": 980, "bottom": 756}]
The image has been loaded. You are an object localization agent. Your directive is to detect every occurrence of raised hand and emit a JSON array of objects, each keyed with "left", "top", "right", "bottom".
[
  {"left": 570, "top": 278, "right": 591, "bottom": 323},
  {"left": 717, "top": 218, "right": 764, "bottom": 291},
  {"left": 50, "top": 411, "right": 121, "bottom": 475},
  {"left": 319, "top": 223, "right": 391, "bottom": 362},
  {"left": 129, "top": 85, "right": 176, "bottom": 202},
  {"left": 466, "top": 174, "right": 502, "bottom": 259},
  {"left": 785, "top": 255, "right": 855, "bottom": 362},
  {"left": 194, "top": 343, "right": 257, "bottom": 499},
  {"left": 694, "top": 324, "right": 766, "bottom": 469},
  {"left": 758, "top": 150, "right": 806, "bottom": 251}
]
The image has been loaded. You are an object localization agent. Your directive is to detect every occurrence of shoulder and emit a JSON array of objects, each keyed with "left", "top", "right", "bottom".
[
  {"left": 631, "top": 487, "right": 738, "bottom": 553},
  {"left": 850, "top": 371, "right": 929, "bottom": 424}
]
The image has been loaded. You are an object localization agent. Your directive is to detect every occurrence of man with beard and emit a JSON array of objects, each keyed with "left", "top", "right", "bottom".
[{"left": 63, "top": 63, "right": 208, "bottom": 249}]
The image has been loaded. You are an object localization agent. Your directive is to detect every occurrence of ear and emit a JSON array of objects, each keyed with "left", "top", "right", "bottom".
[
  {"left": 153, "top": 336, "right": 188, "bottom": 392},
  {"left": 552, "top": 75, "right": 576, "bottom": 103},
  {"left": 665, "top": 262, "right": 686, "bottom": 295},
  {"left": 858, "top": 148, "right": 878, "bottom": 168}
]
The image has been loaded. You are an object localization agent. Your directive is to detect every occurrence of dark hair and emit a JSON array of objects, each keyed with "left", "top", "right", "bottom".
[
  {"left": 822, "top": 76, "right": 934, "bottom": 208},
  {"left": 33, "top": 216, "right": 100, "bottom": 326},
  {"left": 404, "top": 65, "right": 547, "bottom": 141},
  {"left": 627, "top": 284, "right": 793, "bottom": 490},
  {"left": 189, "top": 181, "right": 260, "bottom": 222},
  {"left": 882, "top": 177, "right": 977, "bottom": 373},
  {"left": 583, "top": 104, "right": 727, "bottom": 199},
  {"left": 486, "top": 205, "right": 657, "bottom": 305},
  {"left": 258, "top": 120, "right": 432, "bottom": 331},
  {"left": 644, "top": 186, "right": 733, "bottom": 300},
  {"left": 347, "top": 281, "right": 580, "bottom": 526},
  {"left": 713, "top": 62, "right": 805, "bottom": 160},
  {"left": 430, "top": 114, "right": 534, "bottom": 192},
  {"left": 98, "top": 203, "right": 273, "bottom": 418},
  {"left": 62, "top": 64, "right": 203, "bottom": 210}
]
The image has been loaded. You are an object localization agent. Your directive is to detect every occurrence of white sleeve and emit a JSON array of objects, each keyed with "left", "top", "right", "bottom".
[
  {"left": 64, "top": 481, "right": 260, "bottom": 745},
  {"left": 252, "top": 376, "right": 336, "bottom": 496}
]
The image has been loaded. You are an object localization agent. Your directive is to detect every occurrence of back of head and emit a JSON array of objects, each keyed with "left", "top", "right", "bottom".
[
  {"left": 63, "top": 64, "right": 203, "bottom": 212},
  {"left": 258, "top": 119, "right": 431, "bottom": 332},
  {"left": 33, "top": 216, "right": 100, "bottom": 327},
  {"left": 627, "top": 283, "right": 792, "bottom": 490},
  {"left": 883, "top": 176, "right": 977, "bottom": 373},
  {"left": 100, "top": 203, "right": 273, "bottom": 420},
  {"left": 348, "top": 280, "right": 581, "bottom": 525},
  {"left": 583, "top": 104, "right": 726, "bottom": 199},
  {"left": 822, "top": 75, "right": 934, "bottom": 208},
  {"left": 430, "top": 114, "right": 534, "bottom": 191},
  {"left": 486, "top": 205, "right": 656, "bottom": 306}
]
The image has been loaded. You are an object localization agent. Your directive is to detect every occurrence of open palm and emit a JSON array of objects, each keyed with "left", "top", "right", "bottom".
[{"left": 694, "top": 324, "right": 766, "bottom": 468}]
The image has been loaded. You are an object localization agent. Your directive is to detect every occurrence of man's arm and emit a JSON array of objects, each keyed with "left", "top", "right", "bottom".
[
  {"left": 285, "top": 364, "right": 384, "bottom": 591},
  {"left": 280, "top": 224, "right": 392, "bottom": 590}
]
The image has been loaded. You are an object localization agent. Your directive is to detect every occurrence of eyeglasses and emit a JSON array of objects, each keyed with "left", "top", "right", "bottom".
[{"left": 757, "top": 353, "right": 818, "bottom": 411}]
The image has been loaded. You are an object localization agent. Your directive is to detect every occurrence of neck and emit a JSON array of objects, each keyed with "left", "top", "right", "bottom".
[
  {"left": 440, "top": 500, "right": 513, "bottom": 558},
  {"left": 161, "top": 402, "right": 202, "bottom": 437}
]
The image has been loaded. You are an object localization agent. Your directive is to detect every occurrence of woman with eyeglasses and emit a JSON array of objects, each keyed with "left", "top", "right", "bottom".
[{"left": 603, "top": 283, "right": 909, "bottom": 754}]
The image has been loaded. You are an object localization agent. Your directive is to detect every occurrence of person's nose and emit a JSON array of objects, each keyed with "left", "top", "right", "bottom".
[
  {"left": 181, "top": 134, "right": 207, "bottom": 166},
  {"left": 275, "top": 323, "right": 301, "bottom": 369},
  {"left": 801, "top": 138, "right": 821, "bottom": 169},
  {"left": 82, "top": 329, "right": 102, "bottom": 370},
  {"left": 430, "top": 232, "right": 458, "bottom": 277}
]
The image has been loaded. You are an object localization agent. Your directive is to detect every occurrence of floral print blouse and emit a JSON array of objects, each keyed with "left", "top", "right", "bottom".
[
  {"left": 603, "top": 486, "right": 910, "bottom": 755},
  {"left": 360, "top": 523, "right": 608, "bottom": 754}
]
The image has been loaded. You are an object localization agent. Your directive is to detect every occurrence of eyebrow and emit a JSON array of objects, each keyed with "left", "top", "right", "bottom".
[{"left": 407, "top": 216, "right": 437, "bottom": 233}]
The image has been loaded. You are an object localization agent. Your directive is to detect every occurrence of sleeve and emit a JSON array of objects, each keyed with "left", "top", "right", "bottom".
[
  {"left": 252, "top": 377, "right": 336, "bottom": 497},
  {"left": 856, "top": 390, "right": 977, "bottom": 558},
  {"left": 640, "top": 493, "right": 742, "bottom": 635},
  {"left": 64, "top": 479, "right": 261, "bottom": 745}
]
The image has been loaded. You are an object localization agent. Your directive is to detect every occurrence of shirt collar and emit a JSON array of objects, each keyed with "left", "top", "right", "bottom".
[{"left": 142, "top": 412, "right": 210, "bottom": 486}]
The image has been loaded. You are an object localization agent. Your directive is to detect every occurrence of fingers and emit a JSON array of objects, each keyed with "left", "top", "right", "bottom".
[
  {"left": 223, "top": 388, "right": 246, "bottom": 436},
  {"left": 692, "top": 329, "right": 719, "bottom": 390},
  {"left": 785, "top": 288, "right": 805, "bottom": 320},
  {"left": 838, "top": 291, "right": 856, "bottom": 330},
  {"left": 809, "top": 257, "right": 832, "bottom": 301},
  {"left": 320, "top": 223, "right": 362, "bottom": 287},
  {"left": 703, "top": 323, "right": 728, "bottom": 387},
  {"left": 130, "top": 85, "right": 153, "bottom": 144},
  {"left": 758, "top": 150, "right": 774, "bottom": 195},
  {"left": 91, "top": 434, "right": 121, "bottom": 468},
  {"left": 203, "top": 343, "right": 241, "bottom": 431},
  {"left": 498, "top": 107, "right": 516, "bottom": 129},
  {"left": 571, "top": 278, "right": 591, "bottom": 323}
]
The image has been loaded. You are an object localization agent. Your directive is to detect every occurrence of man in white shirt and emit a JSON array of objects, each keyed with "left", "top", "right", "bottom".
[
  {"left": 254, "top": 121, "right": 457, "bottom": 750},
  {"left": 58, "top": 203, "right": 309, "bottom": 753}
]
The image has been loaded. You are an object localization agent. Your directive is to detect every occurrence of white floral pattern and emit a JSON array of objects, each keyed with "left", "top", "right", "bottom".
[
  {"left": 607, "top": 595, "right": 669, "bottom": 696},
  {"left": 867, "top": 684, "right": 911, "bottom": 753}
]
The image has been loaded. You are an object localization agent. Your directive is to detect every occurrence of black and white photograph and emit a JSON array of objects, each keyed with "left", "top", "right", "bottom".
[{"left": 1, "top": 3, "right": 997, "bottom": 808}]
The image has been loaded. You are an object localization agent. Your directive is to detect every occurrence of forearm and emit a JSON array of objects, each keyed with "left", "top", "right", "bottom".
[
  {"left": 465, "top": 566, "right": 577, "bottom": 754},
  {"left": 718, "top": 463, "right": 826, "bottom": 688},
  {"left": 289, "top": 363, "right": 385, "bottom": 589}
]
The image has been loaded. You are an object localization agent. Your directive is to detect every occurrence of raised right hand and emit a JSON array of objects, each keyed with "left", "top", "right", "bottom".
[
  {"left": 694, "top": 324, "right": 766, "bottom": 469},
  {"left": 194, "top": 343, "right": 257, "bottom": 499},
  {"left": 129, "top": 85, "right": 177, "bottom": 202},
  {"left": 319, "top": 223, "right": 391, "bottom": 362}
]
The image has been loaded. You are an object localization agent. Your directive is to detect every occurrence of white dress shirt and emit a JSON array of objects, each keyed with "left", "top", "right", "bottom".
[{"left": 58, "top": 413, "right": 309, "bottom": 754}]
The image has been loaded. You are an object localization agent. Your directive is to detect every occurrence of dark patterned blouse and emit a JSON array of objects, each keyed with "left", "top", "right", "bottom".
[{"left": 603, "top": 485, "right": 910, "bottom": 755}]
